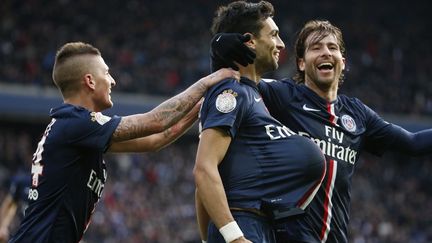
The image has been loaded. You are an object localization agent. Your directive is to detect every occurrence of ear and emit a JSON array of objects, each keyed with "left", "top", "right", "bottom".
[
  {"left": 298, "top": 58, "right": 306, "bottom": 71},
  {"left": 84, "top": 74, "right": 96, "bottom": 91},
  {"left": 243, "top": 33, "right": 256, "bottom": 49}
]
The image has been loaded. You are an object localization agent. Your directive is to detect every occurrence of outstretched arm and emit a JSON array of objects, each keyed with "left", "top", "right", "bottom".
[
  {"left": 390, "top": 125, "right": 432, "bottom": 156},
  {"left": 110, "top": 68, "right": 239, "bottom": 144},
  {"left": 108, "top": 101, "right": 200, "bottom": 152}
]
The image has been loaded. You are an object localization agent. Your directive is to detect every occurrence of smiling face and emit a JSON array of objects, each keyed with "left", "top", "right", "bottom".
[
  {"left": 87, "top": 55, "right": 116, "bottom": 111},
  {"left": 253, "top": 17, "right": 285, "bottom": 75},
  {"left": 298, "top": 33, "right": 345, "bottom": 90}
]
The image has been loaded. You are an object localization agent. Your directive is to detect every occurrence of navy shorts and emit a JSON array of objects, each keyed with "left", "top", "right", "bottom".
[{"left": 207, "top": 211, "right": 275, "bottom": 243}]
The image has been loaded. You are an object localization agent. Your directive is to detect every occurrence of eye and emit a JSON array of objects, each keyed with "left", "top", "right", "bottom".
[
  {"left": 311, "top": 45, "right": 320, "bottom": 51},
  {"left": 329, "top": 46, "right": 338, "bottom": 50}
]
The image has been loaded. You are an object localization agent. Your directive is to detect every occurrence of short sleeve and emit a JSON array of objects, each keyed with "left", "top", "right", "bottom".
[{"left": 200, "top": 79, "right": 246, "bottom": 138}]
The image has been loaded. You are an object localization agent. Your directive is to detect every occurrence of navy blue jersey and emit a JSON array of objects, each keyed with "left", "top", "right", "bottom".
[
  {"left": 199, "top": 77, "right": 326, "bottom": 212},
  {"left": 259, "top": 79, "right": 397, "bottom": 242},
  {"left": 10, "top": 104, "right": 121, "bottom": 243},
  {"left": 9, "top": 173, "right": 30, "bottom": 204},
  {"left": 8, "top": 173, "right": 31, "bottom": 217}
]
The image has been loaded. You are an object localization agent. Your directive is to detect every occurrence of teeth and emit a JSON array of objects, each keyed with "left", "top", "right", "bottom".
[{"left": 318, "top": 63, "right": 333, "bottom": 68}]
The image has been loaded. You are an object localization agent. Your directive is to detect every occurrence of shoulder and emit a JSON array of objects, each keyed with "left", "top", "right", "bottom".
[
  {"left": 338, "top": 94, "right": 382, "bottom": 124},
  {"left": 259, "top": 78, "right": 296, "bottom": 91},
  {"left": 338, "top": 94, "right": 369, "bottom": 111},
  {"left": 50, "top": 105, "right": 120, "bottom": 141},
  {"left": 206, "top": 78, "right": 248, "bottom": 99},
  {"left": 52, "top": 104, "right": 117, "bottom": 126}
]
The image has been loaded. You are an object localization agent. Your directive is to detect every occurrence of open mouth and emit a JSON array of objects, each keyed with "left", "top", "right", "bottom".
[{"left": 317, "top": 62, "right": 334, "bottom": 71}]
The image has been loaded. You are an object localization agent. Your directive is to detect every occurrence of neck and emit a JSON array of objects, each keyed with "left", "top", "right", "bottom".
[
  {"left": 238, "top": 64, "right": 261, "bottom": 84},
  {"left": 304, "top": 79, "right": 338, "bottom": 102},
  {"left": 63, "top": 92, "right": 97, "bottom": 112}
]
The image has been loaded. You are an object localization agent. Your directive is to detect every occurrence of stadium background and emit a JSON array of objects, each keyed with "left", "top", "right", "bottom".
[{"left": 0, "top": 0, "right": 431, "bottom": 242}]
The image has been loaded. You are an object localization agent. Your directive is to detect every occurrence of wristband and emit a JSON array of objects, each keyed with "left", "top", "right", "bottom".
[
  {"left": 202, "top": 241, "right": 207, "bottom": 243},
  {"left": 219, "top": 221, "right": 243, "bottom": 243}
]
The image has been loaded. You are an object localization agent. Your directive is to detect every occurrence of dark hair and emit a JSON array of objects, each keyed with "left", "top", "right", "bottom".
[
  {"left": 52, "top": 42, "right": 101, "bottom": 97},
  {"left": 54, "top": 42, "right": 101, "bottom": 65},
  {"left": 211, "top": 1, "right": 274, "bottom": 37},
  {"left": 293, "top": 20, "right": 346, "bottom": 86}
]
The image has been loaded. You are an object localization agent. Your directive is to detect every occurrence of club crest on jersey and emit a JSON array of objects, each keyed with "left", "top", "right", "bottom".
[
  {"left": 215, "top": 89, "right": 237, "bottom": 113},
  {"left": 90, "top": 112, "right": 111, "bottom": 125},
  {"left": 341, "top": 114, "right": 356, "bottom": 132}
]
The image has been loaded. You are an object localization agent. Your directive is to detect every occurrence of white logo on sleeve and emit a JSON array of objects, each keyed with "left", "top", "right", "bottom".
[
  {"left": 302, "top": 104, "right": 320, "bottom": 112},
  {"left": 91, "top": 112, "right": 112, "bottom": 125},
  {"left": 216, "top": 90, "right": 237, "bottom": 113}
]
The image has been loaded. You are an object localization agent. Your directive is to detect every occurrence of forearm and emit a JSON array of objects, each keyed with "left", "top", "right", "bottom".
[
  {"left": 391, "top": 125, "right": 432, "bottom": 155},
  {"left": 111, "top": 69, "right": 237, "bottom": 142},
  {"left": 195, "top": 189, "right": 210, "bottom": 241},
  {"left": 150, "top": 113, "right": 197, "bottom": 151},
  {"left": 111, "top": 82, "right": 205, "bottom": 142},
  {"left": 108, "top": 103, "right": 198, "bottom": 152},
  {"left": 194, "top": 166, "right": 234, "bottom": 229}
]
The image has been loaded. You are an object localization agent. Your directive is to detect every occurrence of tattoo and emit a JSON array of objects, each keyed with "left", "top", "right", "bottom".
[
  {"left": 111, "top": 116, "right": 142, "bottom": 142},
  {"left": 111, "top": 80, "right": 205, "bottom": 142}
]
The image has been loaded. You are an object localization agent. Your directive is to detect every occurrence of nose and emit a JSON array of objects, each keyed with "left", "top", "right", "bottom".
[
  {"left": 276, "top": 36, "right": 285, "bottom": 50},
  {"left": 321, "top": 46, "right": 332, "bottom": 56}
]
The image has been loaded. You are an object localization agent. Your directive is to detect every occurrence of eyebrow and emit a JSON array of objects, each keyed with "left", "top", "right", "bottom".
[{"left": 269, "top": 29, "right": 279, "bottom": 35}]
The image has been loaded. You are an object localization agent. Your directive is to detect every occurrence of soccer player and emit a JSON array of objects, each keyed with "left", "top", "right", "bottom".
[
  {"left": 0, "top": 173, "right": 30, "bottom": 243},
  {"left": 211, "top": 20, "right": 432, "bottom": 242},
  {"left": 194, "top": 2, "right": 326, "bottom": 243},
  {"left": 8, "top": 42, "right": 239, "bottom": 243}
]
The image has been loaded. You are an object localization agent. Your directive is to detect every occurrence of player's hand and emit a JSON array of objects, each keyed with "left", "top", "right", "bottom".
[
  {"left": 202, "top": 68, "right": 240, "bottom": 89},
  {"left": 210, "top": 33, "right": 256, "bottom": 71},
  {"left": 231, "top": 236, "right": 252, "bottom": 243}
]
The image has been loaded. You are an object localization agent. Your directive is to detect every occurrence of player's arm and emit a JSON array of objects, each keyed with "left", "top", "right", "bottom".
[
  {"left": 110, "top": 68, "right": 239, "bottom": 143},
  {"left": 0, "top": 194, "right": 18, "bottom": 242},
  {"left": 193, "top": 128, "right": 250, "bottom": 243},
  {"left": 108, "top": 101, "right": 200, "bottom": 152},
  {"left": 362, "top": 102, "right": 432, "bottom": 156},
  {"left": 389, "top": 125, "right": 432, "bottom": 155},
  {"left": 195, "top": 189, "right": 210, "bottom": 242}
]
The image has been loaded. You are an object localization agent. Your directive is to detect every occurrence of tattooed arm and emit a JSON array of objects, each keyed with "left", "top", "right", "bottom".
[
  {"left": 110, "top": 68, "right": 238, "bottom": 144},
  {"left": 108, "top": 101, "right": 200, "bottom": 152}
]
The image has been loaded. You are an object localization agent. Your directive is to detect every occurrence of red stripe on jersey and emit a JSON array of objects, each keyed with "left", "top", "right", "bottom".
[
  {"left": 297, "top": 156, "right": 327, "bottom": 209},
  {"left": 320, "top": 159, "right": 336, "bottom": 242},
  {"left": 327, "top": 103, "right": 335, "bottom": 125}
]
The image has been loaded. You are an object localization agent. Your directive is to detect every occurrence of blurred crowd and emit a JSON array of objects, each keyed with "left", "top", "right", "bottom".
[
  {"left": 0, "top": 123, "right": 431, "bottom": 242},
  {"left": 1, "top": 0, "right": 431, "bottom": 242},
  {"left": 0, "top": 0, "right": 431, "bottom": 114}
]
